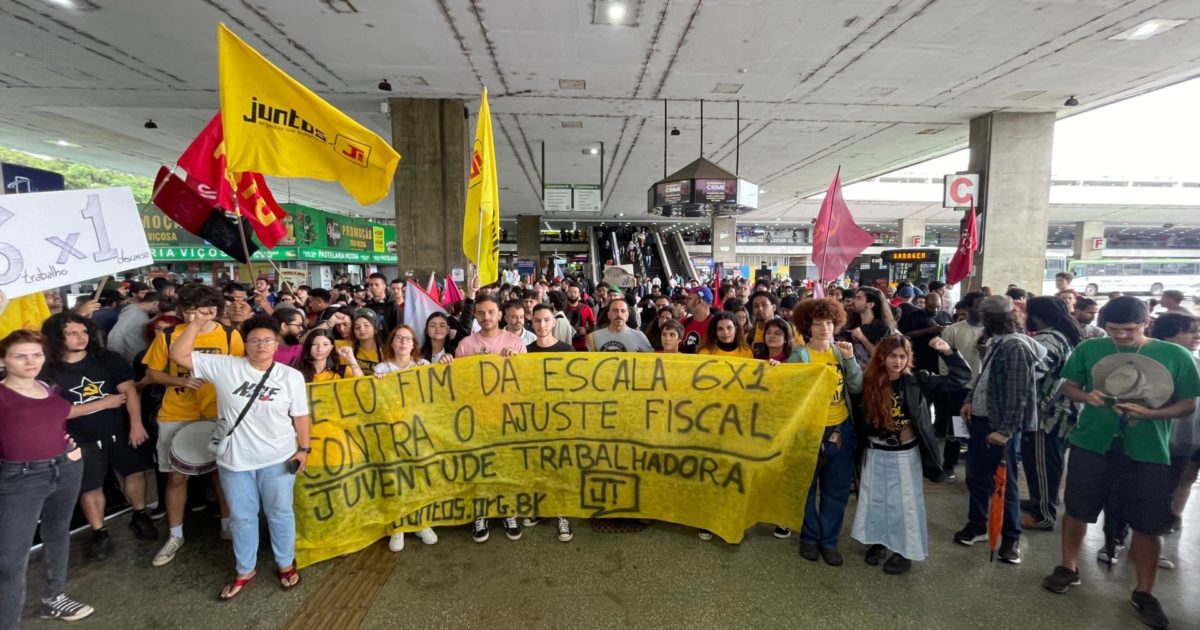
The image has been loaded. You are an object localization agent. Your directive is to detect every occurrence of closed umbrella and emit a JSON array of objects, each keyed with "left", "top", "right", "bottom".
[{"left": 989, "top": 460, "right": 1007, "bottom": 562}]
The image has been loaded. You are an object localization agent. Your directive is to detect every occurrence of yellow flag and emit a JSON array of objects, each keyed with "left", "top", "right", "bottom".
[
  {"left": 0, "top": 293, "right": 51, "bottom": 339},
  {"left": 463, "top": 88, "right": 500, "bottom": 286},
  {"left": 217, "top": 24, "right": 400, "bottom": 206}
]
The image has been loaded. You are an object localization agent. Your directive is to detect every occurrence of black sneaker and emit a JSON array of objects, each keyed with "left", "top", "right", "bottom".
[
  {"left": 503, "top": 517, "right": 522, "bottom": 540},
  {"left": 865, "top": 544, "right": 887, "bottom": 566},
  {"left": 1042, "top": 566, "right": 1081, "bottom": 594},
  {"left": 818, "top": 545, "right": 844, "bottom": 567},
  {"left": 799, "top": 541, "right": 819, "bottom": 561},
  {"left": 773, "top": 527, "right": 791, "bottom": 539},
  {"left": 149, "top": 503, "right": 166, "bottom": 521},
  {"left": 998, "top": 538, "right": 1021, "bottom": 564},
  {"left": 471, "top": 518, "right": 489, "bottom": 543},
  {"left": 40, "top": 594, "right": 94, "bottom": 621},
  {"left": 129, "top": 510, "right": 159, "bottom": 541},
  {"left": 882, "top": 553, "right": 911, "bottom": 575},
  {"left": 1130, "top": 590, "right": 1170, "bottom": 629},
  {"left": 87, "top": 529, "right": 111, "bottom": 561},
  {"left": 953, "top": 523, "right": 987, "bottom": 546}
]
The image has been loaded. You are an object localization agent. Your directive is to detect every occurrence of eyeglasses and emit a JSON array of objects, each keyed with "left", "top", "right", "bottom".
[
  {"left": 246, "top": 338, "right": 277, "bottom": 346},
  {"left": 395, "top": 336, "right": 415, "bottom": 343}
]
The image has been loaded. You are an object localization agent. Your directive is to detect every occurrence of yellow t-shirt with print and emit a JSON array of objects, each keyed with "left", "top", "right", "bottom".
[
  {"left": 699, "top": 345, "right": 754, "bottom": 359},
  {"left": 809, "top": 347, "right": 848, "bottom": 425},
  {"left": 311, "top": 367, "right": 353, "bottom": 383},
  {"left": 142, "top": 323, "right": 244, "bottom": 422}
]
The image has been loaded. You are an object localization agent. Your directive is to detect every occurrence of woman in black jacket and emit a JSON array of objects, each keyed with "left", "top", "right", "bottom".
[{"left": 850, "top": 335, "right": 970, "bottom": 575}]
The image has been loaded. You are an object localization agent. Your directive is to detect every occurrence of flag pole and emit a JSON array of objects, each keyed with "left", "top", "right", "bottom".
[
  {"left": 229, "top": 177, "right": 294, "bottom": 295},
  {"left": 817, "top": 166, "right": 839, "bottom": 288}
]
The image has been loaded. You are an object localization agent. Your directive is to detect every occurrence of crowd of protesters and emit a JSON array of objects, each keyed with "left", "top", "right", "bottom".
[{"left": 1, "top": 265, "right": 1197, "bottom": 629}]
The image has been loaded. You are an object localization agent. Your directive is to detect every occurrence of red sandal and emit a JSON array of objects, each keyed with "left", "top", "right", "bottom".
[
  {"left": 278, "top": 566, "right": 300, "bottom": 590},
  {"left": 218, "top": 572, "right": 255, "bottom": 601}
]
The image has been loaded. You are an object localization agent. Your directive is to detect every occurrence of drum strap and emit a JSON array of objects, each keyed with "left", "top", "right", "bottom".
[{"left": 227, "top": 363, "right": 275, "bottom": 439}]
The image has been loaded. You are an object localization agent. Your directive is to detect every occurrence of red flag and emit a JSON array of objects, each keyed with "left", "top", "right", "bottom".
[
  {"left": 813, "top": 169, "right": 875, "bottom": 283},
  {"left": 442, "top": 274, "right": 464, "bottom": 307},
  {"left": 176, "top": 114, "right": 288, "bottom": 249},
  {"left": 710, "top": 263, "right": 723, "bottom": 307},
  {"left": 426, "top": 271, "right": 441, "bottom": 304},
  {"left": 946, "top": 200, "right": 978, "bottom": 286}
]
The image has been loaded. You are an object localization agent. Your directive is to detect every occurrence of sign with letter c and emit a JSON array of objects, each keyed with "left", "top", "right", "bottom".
[{"left": 943, "top": 173, "right": 980, "bottom": 208}]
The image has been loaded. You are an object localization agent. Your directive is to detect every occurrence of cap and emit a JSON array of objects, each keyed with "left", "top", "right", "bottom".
[
  {"left": 352, "top": 284, "right": 367, "bottom": 292},
  {"left": 978, "top": 295, "right": 1014, "bottom": 314},
  {"left": 98, "top": 290, "right": 122, "bottom": 306},
  {"left": 127, "top": 281, "right": 151, "bottom": 294},
  {"left": 684, "top": 286, "right": 714, "bottom": 303},
  {"left": 896, "top": 286, "right": 915, "bottom": 298}
]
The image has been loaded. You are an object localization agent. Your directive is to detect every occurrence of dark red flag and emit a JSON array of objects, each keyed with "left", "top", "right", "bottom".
[
  {"left": 151, "top": 167, "right": 259, "bottom": 263},
  {"left": 813, "top": 169, "right": 875, "bottom": 283},
  {"left": 946, "top": 200, "right": 978, "bottom": 286},
  {"left": 176, "top": 114, "right": 288, "bottom": 249}
]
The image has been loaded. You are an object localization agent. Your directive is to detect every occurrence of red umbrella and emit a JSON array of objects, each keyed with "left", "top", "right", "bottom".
[{"left": 989, "top": 460, "right": 1007, "bottom": 562}]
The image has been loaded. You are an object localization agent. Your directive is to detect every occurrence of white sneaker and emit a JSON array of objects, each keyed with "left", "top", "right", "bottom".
[
  {"left": 1158, "top": 557, "right": 1175, "bottom": 570},
  {"left": 523, "top": 517, "right": 542, "bottom": 527},
  {"left": 220, "top": 525, "right": 232, "bottom": 541},
  {"left": 152, "top": 536, "right": 184, "bottom": 567},
  {"left": 414, "top": 528, "right": 438, "bottom": 545},
  {"left": 388, "top": 533, "right": 405, "bottom": 552},
  {"left": 557, "top": 517, "right": 574, "bottom": 543},
  {"left": 697, "top": 530, "right": 713, "bottom": 541}
]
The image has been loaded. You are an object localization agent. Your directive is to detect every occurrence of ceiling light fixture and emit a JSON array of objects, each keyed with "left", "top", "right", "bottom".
[
  {"left": 1063, "top": 95, "right": 1079, "bottom": 107},
  {"left": 1109, "top": 19, "right": 1188, "bottom": 40},
  {"left": 44, "top": 139, "right": 80, "bottom": 147},
  {"left": 144, "top": 119, "right": 158, "bottom": 130},
  {"left": 588, "top": 147, "right": 599, "bottom": 155},
  {"left": 378, "top": 79, "right": 393, "bottom": 92},
  {"left": 670, "top": 127, "right": 680, "bottom": 136},
  {"left": 607, "top": 2, "right": 627, "bottom": 22}
]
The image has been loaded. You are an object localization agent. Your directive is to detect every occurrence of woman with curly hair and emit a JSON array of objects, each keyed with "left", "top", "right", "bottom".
[
  {"left": 787, "top": 297, "right": 862, "bottom": 566},
  {"left": 852, "top": 335, "right": 969, "bottom": 574}
]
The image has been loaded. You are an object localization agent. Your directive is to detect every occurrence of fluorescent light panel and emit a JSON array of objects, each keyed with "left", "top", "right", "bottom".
[{"left": 1109, "top": 19, "right": 1188, "bottom": 40}]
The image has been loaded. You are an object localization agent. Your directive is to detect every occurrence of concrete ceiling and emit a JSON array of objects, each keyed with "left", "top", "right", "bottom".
[{"left": 0, "top": 0, "right": 1198, "bottom": 222}]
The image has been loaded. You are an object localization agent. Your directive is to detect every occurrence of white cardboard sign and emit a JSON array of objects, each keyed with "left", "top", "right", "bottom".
[{"left": 0, "top": 187, "right": 154, "bottom": 298}]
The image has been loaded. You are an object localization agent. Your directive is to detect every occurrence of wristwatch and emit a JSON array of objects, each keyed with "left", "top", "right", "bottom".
[{"left": 298, "top": 446, "right": 312, "bottom": 453}]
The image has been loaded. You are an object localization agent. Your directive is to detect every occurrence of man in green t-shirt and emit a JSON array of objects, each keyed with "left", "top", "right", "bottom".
[{"left": 1042, "top": 297, "right": 1200, "bottom": 630}]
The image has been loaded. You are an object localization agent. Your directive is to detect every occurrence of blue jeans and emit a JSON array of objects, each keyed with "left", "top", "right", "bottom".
[
  {"left": 218, "top": 462, "right": 296, "bottom": 575},
  {"left": 802, "top": 418, "right": 855, "bottom": 546},
  {"left": 0, "top": 455, "right": 83, "bottom": 630},
  {"left": 965, "top": 417, "right": 1022, "bottom": 541}
]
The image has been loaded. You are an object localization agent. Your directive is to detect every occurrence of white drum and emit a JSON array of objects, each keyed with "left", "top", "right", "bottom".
[{"left": 168, "top": 420, "right": 218, "bottom": 476}]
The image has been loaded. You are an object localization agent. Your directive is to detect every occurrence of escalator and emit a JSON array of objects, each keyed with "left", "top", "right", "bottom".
[
  {"left": 586, "top": 226, "right": 601, "bottom": 286},
  {"left": 664, "top": 231, "right": 699, "bottom": 283}
]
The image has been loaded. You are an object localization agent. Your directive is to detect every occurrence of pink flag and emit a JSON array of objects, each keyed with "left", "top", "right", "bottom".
[
  {"left": 442, "top": 274, "right": 464, "bottom": 307},
  {"left": 425, "top": 271, "right": 441, "bottom": 304},
  {"left": 813, "top": 169, "right": 875, "bottom": 283},
  {"left": 404, "top": 280, "right": 447, "bottom": 347},
  {"left": 946, "top": 200, "right": 978, "bottom": 286}
]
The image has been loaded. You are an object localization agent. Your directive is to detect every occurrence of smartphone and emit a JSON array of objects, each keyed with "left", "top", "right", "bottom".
[
  {"left": 287, "top": 459, "right": 301, "bottom": 475},
  {"left": 1101, "top": 395, "right": 1119, "bottom": 406}
]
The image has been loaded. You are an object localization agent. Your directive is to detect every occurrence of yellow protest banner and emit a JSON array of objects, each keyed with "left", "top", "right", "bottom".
[{"left": 296, "top": 353, "right": 837, "bottom": 567}]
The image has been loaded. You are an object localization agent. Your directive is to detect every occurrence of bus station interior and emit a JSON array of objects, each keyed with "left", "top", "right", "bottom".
[{"left": 2, "top": 0, "right": 1200, "bottom": 628}]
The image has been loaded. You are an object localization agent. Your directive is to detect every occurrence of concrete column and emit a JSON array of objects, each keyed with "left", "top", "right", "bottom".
[
  {"left": 712, "top": 216, "right": 736, "bottom": 264},
  {"left": 967, "top": 112, "right": 1055, "bottom": 293},
  {"left": 390, "top": 98, "right": 467, "bottom": 283},
  {"left": 516, "top": 214, "right": 541, "bottom": 269},
  {"left": 898, "top": 218, "right": 926, "bottom": 248},
  {"left": 1073, "top": 221, "right": 1105, "bottom": 260}
]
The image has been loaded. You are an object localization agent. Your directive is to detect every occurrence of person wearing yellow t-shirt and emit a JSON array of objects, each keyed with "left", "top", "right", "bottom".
[
  {"left": 142, "top": 284, "right": 244, "bottom": 568},
  {"left": 300, "top": 330, "right": 362, "bottom": 383},
  {"left": 698, "top": 312, "right": 754, "bottom": 359},
  {"left": 787, "top": 297, "right": 862, "bottom": 568},
  {"left": 334, "top": 313, "right": 384, "bottom": 374}
]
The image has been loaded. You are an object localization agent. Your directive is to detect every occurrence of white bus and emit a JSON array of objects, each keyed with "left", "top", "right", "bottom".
[
  {"left": 1042, "top": 251, "right": 1070, "bottom": 295},
  {"left": 1066, "top": 258, "right": 1200, "bottom": 297}
]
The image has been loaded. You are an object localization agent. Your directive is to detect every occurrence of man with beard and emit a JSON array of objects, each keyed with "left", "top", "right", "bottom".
[
  {"left": 564, "top": 282, "right": 596, "bottom": 351},
  {"left": 680, "top": 286, "right": 715, "bottom": 354},
  {"left": 1073, "top": 297, "right": 1106, "bottom": 339},
  {"left": 272, "top": 308, "right": 307, "bottom": 366},
  {"left": 587, "top": 298, "right": 653, "bottom": 352}
]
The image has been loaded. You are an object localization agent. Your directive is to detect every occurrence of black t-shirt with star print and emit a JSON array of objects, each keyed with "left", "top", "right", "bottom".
[{"left": 40, "top": 350, "right": 134, "bottom": 442}]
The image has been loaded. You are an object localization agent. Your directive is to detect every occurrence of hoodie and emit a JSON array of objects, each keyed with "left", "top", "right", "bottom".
[{"left": 106, "top": 303, "right": 152, "bottom": 363}]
